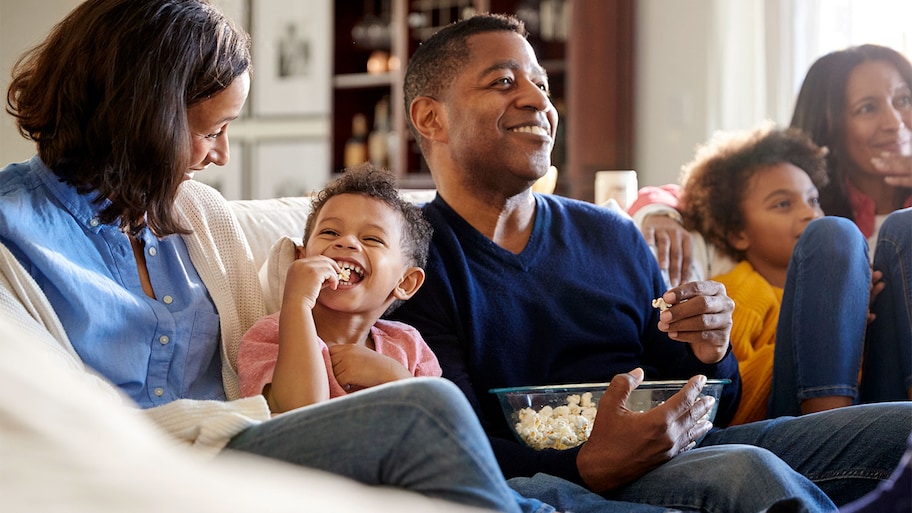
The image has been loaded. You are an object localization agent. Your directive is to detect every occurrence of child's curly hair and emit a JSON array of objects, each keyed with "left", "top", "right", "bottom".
[
  {"left": 304, "top": 164, "right": 433, "bottom": 270},
  {"left": 680, "top": 122, "right": 829, "bottom": 261}
]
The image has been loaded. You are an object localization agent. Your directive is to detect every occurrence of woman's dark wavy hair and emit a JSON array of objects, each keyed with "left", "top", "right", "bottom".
[
  {"left": 680, "top": 122, "right": 829, "bottom": 262},
  {"left": 790, "top": 44, "right": 912, "bottom": 220},
  {"left": 6, "top": 0, "right": 251, "bottom": 235},
  {"left": 403, "top": 13, "right": 527, "bottom": 154}
]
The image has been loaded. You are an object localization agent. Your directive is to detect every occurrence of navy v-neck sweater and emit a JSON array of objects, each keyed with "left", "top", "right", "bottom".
[{"left": 391, "top": 193, "right": 740, "bottom": 484}]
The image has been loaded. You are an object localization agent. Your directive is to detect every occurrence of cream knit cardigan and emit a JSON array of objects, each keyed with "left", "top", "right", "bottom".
[{"left": 0, "top": 180, "right": 271, "bottom": 455}]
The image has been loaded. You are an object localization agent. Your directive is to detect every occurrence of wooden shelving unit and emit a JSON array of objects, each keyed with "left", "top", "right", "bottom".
[{"left": 331, "top": 0, "right": 634, "bottom": 199}]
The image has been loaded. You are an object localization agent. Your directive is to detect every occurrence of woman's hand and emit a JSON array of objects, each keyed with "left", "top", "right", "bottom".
[
  {"left": 871, "top": 153, "right": 912, "bottom": 188},
  {"left": 655, "top": 281, "right": 733, "bottom": 364},
  {"left": 641, "top": 214, "right": 693, "bottom": 287}
]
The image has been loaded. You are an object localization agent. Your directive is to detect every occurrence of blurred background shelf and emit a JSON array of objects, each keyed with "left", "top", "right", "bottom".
[{"left": 331, "top": 0, "right": 634, "bottom": 199}]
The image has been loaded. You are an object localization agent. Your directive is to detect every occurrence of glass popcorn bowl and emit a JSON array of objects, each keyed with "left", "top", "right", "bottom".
[{"left": 489, "top": 379, "right": 730, "bottom": 451}]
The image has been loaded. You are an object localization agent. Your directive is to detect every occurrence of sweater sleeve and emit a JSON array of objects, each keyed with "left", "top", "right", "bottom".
[
  {"left": 141, "top": 396, "right": 270, "bottom": 456},
  {"left": 627, "top": 184, "right": 682, "bottom": 216},
  {"left": 714, "top": 262, "right": 779, "bottom": 425},
  {"left": 175, "top": 179, "right": 267, "bottom": 401},
  {"left": 372, "top": 320, "right": 443, "bottom": 378}
]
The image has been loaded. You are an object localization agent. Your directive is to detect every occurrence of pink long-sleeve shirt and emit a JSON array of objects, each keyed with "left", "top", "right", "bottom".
[{"left": 238, "top": 314, "right": 442, "bottom": 399}]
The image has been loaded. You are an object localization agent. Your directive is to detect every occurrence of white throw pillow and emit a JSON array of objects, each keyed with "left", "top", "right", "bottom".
[{"left": 258, "top": 236, "right": 302, "bottom": 314}]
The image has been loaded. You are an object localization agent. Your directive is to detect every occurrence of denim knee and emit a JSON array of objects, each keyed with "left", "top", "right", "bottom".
[
  {"left": 612, "top": 445, "right": 836, "bottom": 512},
  {"left": 701, "top": 445, "right": 835, "bottom": 507},
  {"left": 800, "top": 217, "right": 867, "bottom": 259},
  {"left": 384, "top": 377, "right": 476, "bottom": 421},
  {"left": 877, "top": 208, "right": 912, "bottom": 246}
]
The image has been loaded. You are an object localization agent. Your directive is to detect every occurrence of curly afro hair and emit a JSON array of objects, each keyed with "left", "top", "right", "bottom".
[{"left": 680, "top": 122, "right": 829, "bottom": 261}]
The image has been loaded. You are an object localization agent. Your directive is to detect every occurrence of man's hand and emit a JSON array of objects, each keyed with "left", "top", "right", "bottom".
[
  {"left": 655, "top": 281, "right": 733, "bottom": 364},
  {"left": 871, "top": 153, "right": 912, "bottom": 188},
  {"left": 577, "top": 368, "right": 715, "bottom": 493},
  {"left": 641, "top": 214, "right": 693, "bottom": 287}
]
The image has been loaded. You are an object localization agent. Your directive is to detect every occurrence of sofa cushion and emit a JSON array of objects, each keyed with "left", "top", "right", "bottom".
[
  {"left": 229, "top": 196, "right": 312, "bottom": 270},
  {"left": 258, "top": 235, "right": 300, "bottom": 314}
]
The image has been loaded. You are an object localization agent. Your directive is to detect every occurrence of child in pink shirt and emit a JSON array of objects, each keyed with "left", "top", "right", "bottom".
[{"left": 239, "top": 166, "right": 440, "bottom": 413}]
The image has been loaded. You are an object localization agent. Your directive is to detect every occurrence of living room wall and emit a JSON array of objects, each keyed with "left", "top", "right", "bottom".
[{"left": 0, "top": 0, "right": 732, "bottom": 195}]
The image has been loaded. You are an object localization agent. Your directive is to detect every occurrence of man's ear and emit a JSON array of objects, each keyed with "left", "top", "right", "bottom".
[
  {"left": 410, "top": 96, "right": 446, "bottom": 143},
  {"left": 393, "top": 266, "right": 426, "bottom": 301}
]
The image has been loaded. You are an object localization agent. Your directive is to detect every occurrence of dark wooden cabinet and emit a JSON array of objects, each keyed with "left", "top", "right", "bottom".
[{"left": 331, "top": 0, "right": 633, "bottom": 199}]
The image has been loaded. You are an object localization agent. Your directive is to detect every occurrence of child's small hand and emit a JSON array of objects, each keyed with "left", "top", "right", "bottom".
[
  {"left": 282, "top": 255, "right": 341, "bottom": 309},
  {"left": 329, "top": 344, "right": 412, "bottom": 390}
]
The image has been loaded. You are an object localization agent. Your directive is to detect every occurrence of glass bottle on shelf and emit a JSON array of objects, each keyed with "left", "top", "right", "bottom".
[
  {"left": 343, "top": 113, "right": 369, "bottom": 169},
  {"left": 368, "top": 96, "right": 390, "bottom": 169}
]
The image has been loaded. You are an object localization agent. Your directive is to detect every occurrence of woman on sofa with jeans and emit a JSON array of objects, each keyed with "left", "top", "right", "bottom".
[{"left": 0, "top": 1, "right": 545, "bottom": 511}]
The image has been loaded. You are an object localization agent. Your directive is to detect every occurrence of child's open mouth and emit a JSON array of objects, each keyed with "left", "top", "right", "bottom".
[{"left": 337, "top": 261, "right": 365, "bottom": 284}]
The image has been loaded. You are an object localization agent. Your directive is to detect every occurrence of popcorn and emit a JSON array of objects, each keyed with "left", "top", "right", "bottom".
[
  {"left": 335, "top": 261, "right": 364, "bottom": 283},
  {"left": 513, "top": 392, "right": 598, "bottom": 450},
  {"left": 652, "top": 297, "right": 671, "bottom": 312},
  {"left": 338, "top": 268, "right": 352, "bottom": 282}
]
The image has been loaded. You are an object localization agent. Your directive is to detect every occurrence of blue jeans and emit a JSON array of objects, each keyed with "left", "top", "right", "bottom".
[
  {"left": 510, "top": 473, "right": 675, "bottom": 513},
  {"left": 701, "top": 402, "right": 912, "bottom": 506},
  {"left": 516, "top": 404, "right": 911, "bottom": 513},
  {"left": 225, "top": 378, "right": 537, "bottom": 513},
  {"left": 222, "top": 376, "right": 841, "bottom": 513},
  {"left": 862, "top": 208, "right": 912, "bottom": 402},
  {"left": 512, "top": 446, "right": 836, "bottom": 513},
  {"left": 771, "top": 217, "right": 870, "bottom": 417}
]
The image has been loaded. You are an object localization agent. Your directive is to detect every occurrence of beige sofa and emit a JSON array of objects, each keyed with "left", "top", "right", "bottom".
[{"left": 1, "top": 189, "right": 498, "bottom": 513}]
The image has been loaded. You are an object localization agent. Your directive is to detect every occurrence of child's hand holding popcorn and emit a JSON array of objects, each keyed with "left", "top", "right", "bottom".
[{"left": 282, "top": 251, "right": 342, "bottom": 310}]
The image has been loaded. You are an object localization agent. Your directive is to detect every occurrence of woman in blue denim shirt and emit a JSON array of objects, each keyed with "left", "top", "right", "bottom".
[{"left": 0, "top": 1, "right": 542, "bottom": 511}]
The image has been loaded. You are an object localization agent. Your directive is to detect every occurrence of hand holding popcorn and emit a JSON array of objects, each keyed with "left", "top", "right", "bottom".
[{"left": 655, "top": 281, "right": 732, "bottom": 364}]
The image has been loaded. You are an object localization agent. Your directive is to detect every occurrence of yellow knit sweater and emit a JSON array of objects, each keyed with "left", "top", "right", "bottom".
[{"left": 713, "top": 261, "right": 783, "bottom": 425}]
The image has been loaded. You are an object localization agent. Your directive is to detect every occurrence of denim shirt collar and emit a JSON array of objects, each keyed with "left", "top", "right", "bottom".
[{"left": 31, "top": 156, "right": 115, "bottom": 233}]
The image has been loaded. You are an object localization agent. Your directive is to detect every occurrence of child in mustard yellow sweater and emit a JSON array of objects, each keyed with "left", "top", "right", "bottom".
[{"left": 678, "top": 122, "right": 892, "bottom": 424}]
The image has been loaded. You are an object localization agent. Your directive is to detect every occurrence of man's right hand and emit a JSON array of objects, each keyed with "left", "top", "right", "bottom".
[
  {"left": 576, "top": 368, "right": 715, "bottom": 493},
  {"left": 641, "top": 214, "right": 693, "bottom": 287}
]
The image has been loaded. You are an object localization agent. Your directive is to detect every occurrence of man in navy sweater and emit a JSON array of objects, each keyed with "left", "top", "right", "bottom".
[{"left": 390, "top": 12, "right": 911, "bottom": 513}]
